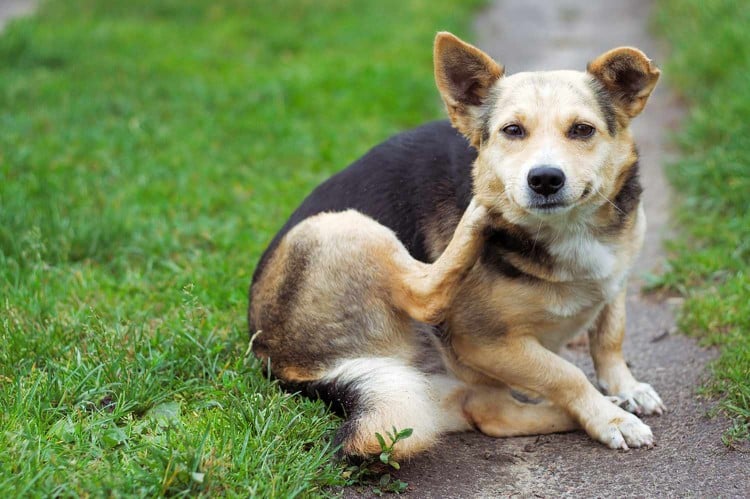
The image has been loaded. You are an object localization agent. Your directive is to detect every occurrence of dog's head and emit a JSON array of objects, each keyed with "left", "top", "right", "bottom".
[{"left": 434, "top": 32, "right": 659, "bottom": 228}]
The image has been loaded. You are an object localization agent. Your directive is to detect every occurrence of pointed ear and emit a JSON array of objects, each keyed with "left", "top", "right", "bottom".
[
  {"left": 587, "top": 47, "right": 660, "bottom": 119},
  {"left": 434, "top": 32, "right": 504, "bottom": 146}
]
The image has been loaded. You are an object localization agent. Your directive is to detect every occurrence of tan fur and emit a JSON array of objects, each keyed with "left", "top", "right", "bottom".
[
  {"left": 387, "top": 199, "right": 489, "bottom": 324},
  {"left": 251, "top": 33, "right": 664, "bottom": 458},
  {"left": 463, "top": 385, "right": 578, "bottom": 437}
]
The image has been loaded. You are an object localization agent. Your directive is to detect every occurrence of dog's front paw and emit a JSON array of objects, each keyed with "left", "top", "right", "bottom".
[
  {"left": 586, "top": 407, "right": 654, "bottom": 450},
  {"left": 606, "top": 381, "right": 666, "bottom": 416}
]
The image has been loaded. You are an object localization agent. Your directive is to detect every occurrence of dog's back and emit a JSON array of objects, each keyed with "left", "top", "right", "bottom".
[{"left": 250, "top": 120, "right": 475, "bottom": 289}]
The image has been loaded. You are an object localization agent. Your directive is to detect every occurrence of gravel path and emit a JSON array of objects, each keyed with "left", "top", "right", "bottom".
[{"left": 352, "top": 1, "right": 749, "bottom": 497}]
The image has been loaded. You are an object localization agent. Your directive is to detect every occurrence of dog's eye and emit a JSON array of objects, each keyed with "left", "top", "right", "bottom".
[
  {"left": 501, "top": 124, "right": 525, "bottom": 138},
  {"left": 568, "top": 123, "right": 595, "bottom": 139}
]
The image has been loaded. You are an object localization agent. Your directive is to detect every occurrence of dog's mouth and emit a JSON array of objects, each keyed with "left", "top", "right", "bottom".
[
  {"left": 527, "top": 200, "right": 568, "bottom": 213},
  {"left": 519, "top": 182, "right": 595, "bottom": 215},
  {"left": 505, "top": 192, "right": 572, "bottom": 216},
  {"left": 525, "top": 191, "right": 573, "bottom": 214},
  {"left": 504, "top": 182, "right": 596, "bottom": 217}
]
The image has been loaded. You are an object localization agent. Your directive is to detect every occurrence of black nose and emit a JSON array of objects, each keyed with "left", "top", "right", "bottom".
[{"left": 527, "top": 166, "right": 566, "bottom": 196}]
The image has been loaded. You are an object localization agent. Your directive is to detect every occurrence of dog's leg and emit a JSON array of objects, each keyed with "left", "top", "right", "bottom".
[
  {"left": 589, "top": 291, "right": 666, "bottom": 416},
  {"left": 463, "top": 384, "right": 578, "bottom": 437},
  {"left": 453, "top": 334, "right": 654, "bottom": 449},
  {"left": 389, "top": 199, "right": 488, "bottom": 324}
]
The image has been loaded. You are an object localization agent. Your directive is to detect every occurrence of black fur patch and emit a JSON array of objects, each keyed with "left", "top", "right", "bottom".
[
  {"left": 281, "top": 377, "right": 363, "bottom": 418},
  {"left": 588, "top": 77, "right": 617, "bottom": 136},
  {"left": 480, "top": 237, "right": 538, "bottom": 280},
  {"left": 249, "top": 120, "right": 477, "bottom": 289},
  {"left": 280, "top": 377, "right": 366, "bottom": 458},
  {"left": 481, "top": 224, "right": 554, "bottom": 275},
  {"left": 612, "top": 159, "right": 643, "bottom": 223}
]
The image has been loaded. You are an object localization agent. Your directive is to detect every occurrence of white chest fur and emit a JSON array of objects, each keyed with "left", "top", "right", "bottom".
[
  {"left": 548, "top": 228, "right": 617, "bottom": 280},
  {"left": 542, "top": 225, "right": 633, "bottom": 318},
  {"left": 535, "top": 232, "right": 628, "bottom": 352}
]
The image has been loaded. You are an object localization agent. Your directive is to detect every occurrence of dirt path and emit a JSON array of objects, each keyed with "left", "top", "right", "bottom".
[{"left": 354, "top": 1, "right": 750, "bottom": 497}]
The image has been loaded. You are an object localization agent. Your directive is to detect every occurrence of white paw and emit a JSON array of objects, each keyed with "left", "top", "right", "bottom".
[
  {"left": 588, "top": 407, "right": 654, "bottom": 450},
  {"left": 607, "top": 382, "right": 666, "bottom": 416}
]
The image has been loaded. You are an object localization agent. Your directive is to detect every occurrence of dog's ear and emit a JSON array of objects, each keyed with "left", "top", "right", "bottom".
[
  {"left": 587, "top": 47, "right": 660, "bottom": 119},
  {"left": 434, "top": 32, "right": 504, "bottom": 146}
]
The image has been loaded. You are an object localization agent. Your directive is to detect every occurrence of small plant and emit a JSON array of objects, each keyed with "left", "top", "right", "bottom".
[
  {"left": 343, "top": 427, "right": 412, "bottom": 495},
  {"left": 375, "top": 427, "right": 412, "bottom": 470}
]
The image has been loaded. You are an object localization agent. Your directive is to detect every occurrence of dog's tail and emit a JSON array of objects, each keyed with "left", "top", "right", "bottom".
[{"left": 293, "top": 357, "right": 470, "bottom": 459}]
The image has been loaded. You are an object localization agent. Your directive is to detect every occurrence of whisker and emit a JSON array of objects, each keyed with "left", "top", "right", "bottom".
[
  {"left": 530, "top": 217, "right": 543, "bottom": 254},
  {"left": 594, "top": 186, "right": 625, "bottom": 216}
]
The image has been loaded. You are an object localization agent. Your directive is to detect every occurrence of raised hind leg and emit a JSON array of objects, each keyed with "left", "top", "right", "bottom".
[{"left": 386, "top": 198, "right": 489, "bottom": 325}]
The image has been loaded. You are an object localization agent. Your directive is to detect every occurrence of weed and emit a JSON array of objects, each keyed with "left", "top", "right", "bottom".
[{"left": 343, "top": 427, "right": 413, "bottom": 495}]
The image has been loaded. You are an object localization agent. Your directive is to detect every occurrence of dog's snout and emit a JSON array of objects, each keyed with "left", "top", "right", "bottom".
[{"left": 527, "top": 166, "right": 566, "bottom": 196}]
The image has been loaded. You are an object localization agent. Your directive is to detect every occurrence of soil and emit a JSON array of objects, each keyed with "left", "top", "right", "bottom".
[{"left": 349, "top": 0, "right": 750, "bottom": 496}]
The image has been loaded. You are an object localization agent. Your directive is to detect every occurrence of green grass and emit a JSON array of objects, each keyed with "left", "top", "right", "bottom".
[
  {"left": 0, "top": 0, "right": 482, "bottom": 495},
  {"left": 654, "top": 0, "right": 750, "bottom": 444}
]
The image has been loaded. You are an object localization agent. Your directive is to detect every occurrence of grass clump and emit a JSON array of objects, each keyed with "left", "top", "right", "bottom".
[
  {"left": 0, "top": 0, "right": 482, "bottom": 495},
  {"left": 654, "top": 0, "right": 750, "bottom": 443}
]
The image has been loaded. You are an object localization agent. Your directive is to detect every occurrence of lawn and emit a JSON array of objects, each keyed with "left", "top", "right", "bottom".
[
  {"left": 0, "top": 0, "right": 482, "bottom": 495},
  {"left": 655, "top": 0, "right": 750, "bottom": 443}
]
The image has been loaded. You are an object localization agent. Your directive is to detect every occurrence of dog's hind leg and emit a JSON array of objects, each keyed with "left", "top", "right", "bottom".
[
  {"left": 251, "top": 202, "right": 489, "bottom": 459},
  {"left": 387, "top": 199, "right": 489, "bottom": 325}
]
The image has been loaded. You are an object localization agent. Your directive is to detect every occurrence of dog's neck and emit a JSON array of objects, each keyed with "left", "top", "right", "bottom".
[{"left": 482, "top": 198, "right": 642, "bottom": 284}]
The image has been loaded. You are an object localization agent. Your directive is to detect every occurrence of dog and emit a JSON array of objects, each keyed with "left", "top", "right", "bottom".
[{"left": 248, "top": 32, "right": 665, "bottom": 459}]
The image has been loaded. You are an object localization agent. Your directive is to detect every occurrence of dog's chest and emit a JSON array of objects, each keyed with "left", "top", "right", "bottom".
[
  {"left": 543, "top": 231, "right": 627, "bottom": 316},
  {"left": 528, "top": 231, "right": 631, "bottom": 350},
  {"left": 547, "top": 230, "right": 618, "bottom": 282},
  {"left": 519, "top": 236, "right": 626, "bottom": 350},
  {"left": 484, "top": 228, "right": 627, "bottom": 329},
  {"left": 449, "top": 217, "right": 640, "bottom": 345}
]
